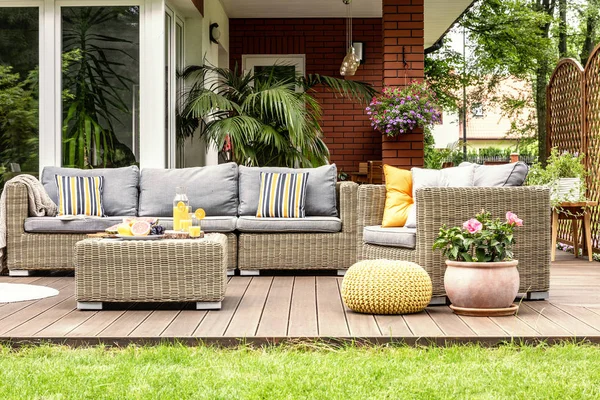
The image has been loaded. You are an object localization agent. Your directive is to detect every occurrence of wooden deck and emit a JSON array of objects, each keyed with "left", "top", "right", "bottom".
[{"left": 1, "top": 251, "right": 600, "bottom": 346}]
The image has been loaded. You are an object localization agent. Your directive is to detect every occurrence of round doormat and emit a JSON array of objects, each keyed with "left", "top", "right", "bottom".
[{"left": 0, "top": 283, "right": 59, "bottom": 303}]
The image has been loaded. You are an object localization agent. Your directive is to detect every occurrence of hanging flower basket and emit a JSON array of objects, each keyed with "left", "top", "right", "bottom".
[{"left": 366, "top": 81, "right": 441, "bottom": 137}]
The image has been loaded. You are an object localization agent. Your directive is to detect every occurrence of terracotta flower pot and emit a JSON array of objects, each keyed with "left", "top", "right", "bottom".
[{"left": 444, "top": 260, "right": 520, "bottom": 317}]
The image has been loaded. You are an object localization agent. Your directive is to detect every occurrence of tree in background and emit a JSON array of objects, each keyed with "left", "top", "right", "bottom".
[{"left": 426, "top": 0, "right": 600, "bottom": 164}]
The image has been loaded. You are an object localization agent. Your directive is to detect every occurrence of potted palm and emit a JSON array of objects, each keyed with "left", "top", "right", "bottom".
[
  {"left": 177, "top": 65, "right": 375, "bottom": 168},
  {"left": 433, "top": 210, "right": 523, "bottom": 317}
]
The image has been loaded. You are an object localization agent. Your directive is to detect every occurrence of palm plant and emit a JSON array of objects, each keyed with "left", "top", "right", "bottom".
[
  {"left": 178, "top": 64, "right": 376, "bottom": 167},
  {"left": 62, "top": 7, "right": 137, "bottom": 168}
]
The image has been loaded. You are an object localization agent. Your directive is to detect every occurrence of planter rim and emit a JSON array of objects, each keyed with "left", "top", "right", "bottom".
[{"left": 445, "top": 260, "right": 519, "bottom": 268}]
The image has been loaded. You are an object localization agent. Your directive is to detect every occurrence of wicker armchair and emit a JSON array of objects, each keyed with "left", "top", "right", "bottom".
[
  {"left": 238, "top": 181, "right": 358, "bottom": 274},
  {"left": 4, "top": 183, "right": 238, "bottom": 275},
  {"left": 357, "top": 185, "right": 551, "bottom": 302}
]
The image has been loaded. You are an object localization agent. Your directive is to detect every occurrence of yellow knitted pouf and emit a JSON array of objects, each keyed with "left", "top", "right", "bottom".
[{"left": 341, "top": 260, "right": 432, "bottom": 314}]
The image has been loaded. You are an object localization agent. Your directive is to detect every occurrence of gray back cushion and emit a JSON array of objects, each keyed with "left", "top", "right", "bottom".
[
  {"left": 238, "top": 164, "right": 338, "bottom": 216},
  {"left": 138, "top": 163, "right": 239, "bottom": 217},
  {"left": 459, "top": 162, "right": 529, "bottom": 187},
  {"left": 42, "top": 166, "right": 139, "bottom": 216}
]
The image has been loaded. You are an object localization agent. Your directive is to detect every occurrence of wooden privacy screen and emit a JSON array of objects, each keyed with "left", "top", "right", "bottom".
[{"left": 547, "top": 43, "right": 600, "bottom": 252}]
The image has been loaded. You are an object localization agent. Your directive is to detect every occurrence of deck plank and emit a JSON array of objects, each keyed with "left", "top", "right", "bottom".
[
  {"left": 0, "top": 280, "right": 75, "bottom": 336},
  {"left": 375, "top": 315, "right": 413, "bottom": 337},
  {"left": 316, "top": 277, "right": 349, "bottom": 337},
  {"left": 161, "top": 310, "right": 207, "bottom": 337},
  {"left": 288, "top": 277, "right": 318, "bottom": 337},
  {"left": 526, "top": 301, "right": 600, "bottom": 336},
  {"left": 256, "top": 277, "right": 294, "bottom": 337},
  {"left": 6, "top": 293, "right": 77, "bottom": 337},
  {"left": 194, "top": 277, "right": 251, "bottom": 337},
  {"left": 67, "top": 309, "right": 129, "bottom": 337},
  {"left": 97, "top": 304, "right": 154, "bottom": 338},
  {"left": 130, "top": 309, "right": 181, "bottom": 337},
  {"left": 403, "top": 310, "right": 444, "bottom": 337},
  {"left": 457, "top": 316, "right": 509, "bottom": 337},
  {"left": 516, "top": 303, "right": 572, "bottom": 336},
  {"left": 425, "top": 307, "right": 476, "bottom": 336},
  {"left": 0, "top": 277, "right": 72, "bottom": 321},
  {"left": 489, "top": 315, "right": 540, "bottom": 336},
  {"left": 224, "top": 277, "right": 273, "bottom": 337},
  {"left": 35, "top": 306, "right": 96, "bottom": 337}
]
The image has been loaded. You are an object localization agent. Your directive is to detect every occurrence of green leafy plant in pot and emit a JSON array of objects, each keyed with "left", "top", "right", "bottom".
[
  {"left": 178, "top": 64, "right": 375, "bottom": 168},
  {"left": 527, "top": 148, "right": 586, "bottom": 206},
  {"left": 433, "top": 210, "right": 523, "bottom": 317}
]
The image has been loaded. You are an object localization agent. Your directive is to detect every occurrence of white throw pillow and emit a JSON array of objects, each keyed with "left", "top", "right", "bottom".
[{"left": 407, "top": 165, "right": 476, "bottom": 228}]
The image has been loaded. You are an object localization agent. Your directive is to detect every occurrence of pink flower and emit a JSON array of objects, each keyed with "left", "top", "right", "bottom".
[
  {"left": 463, "top": 218, "right": 483, "bottom": 234},
  {"left": 506, "top": 211, "right": 523, "bottom": 226}
]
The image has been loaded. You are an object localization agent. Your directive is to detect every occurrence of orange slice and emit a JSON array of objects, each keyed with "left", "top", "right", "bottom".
[{"left": 194, "top": 208, "right": 206, "bottom": 220}]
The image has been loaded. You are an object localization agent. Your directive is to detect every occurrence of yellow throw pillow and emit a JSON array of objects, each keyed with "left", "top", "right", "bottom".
[{"left": 382, "top": 165, "right": 414, "bottom": 227}]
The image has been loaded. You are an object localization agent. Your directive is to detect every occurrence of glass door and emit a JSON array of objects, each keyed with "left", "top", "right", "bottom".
[
  {"left": 60, "top": 5, "right": 140, "bottom": 168},
  {"left": 0, "top": 6, "right": 40, "bottom": 189}
]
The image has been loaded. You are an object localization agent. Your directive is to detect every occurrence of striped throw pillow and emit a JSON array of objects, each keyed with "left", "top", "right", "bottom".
[
  {"left": 256, "top": 172, "right": 309, "bottom": 218},
  {"left": 55, "top": 175, "right": 105, "bottom": 217}
]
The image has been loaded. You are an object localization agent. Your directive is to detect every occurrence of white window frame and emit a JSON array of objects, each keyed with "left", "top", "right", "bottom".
[
  {"left": 0, "top": 0, "right": 167, "bottom": 170},
  {"left": 242, "top": 54, "right": 306, "bottom": 92},
  {"left": 165, "top": 4, "right": 185, "bottom": 168}
]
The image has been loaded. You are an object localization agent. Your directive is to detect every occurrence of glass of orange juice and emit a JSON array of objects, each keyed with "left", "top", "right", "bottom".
[
  {"left": 189, "top": 216, "right": 202, "bottom": 238},
  {"left": 179, "top": 206, "right": 192, "bottom": 232}
]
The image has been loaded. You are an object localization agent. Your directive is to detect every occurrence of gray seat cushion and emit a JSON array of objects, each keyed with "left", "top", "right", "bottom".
[
  {"left": 459, "top": 162, "right": 529, "bottom": 186},
  {"left": 24, "top": 216, "right": 128, "bottom": 233},
  {"left": 363, "top": 225, "right": 417, "bottom": 249},
  {"left": 138, "top": 163, "right": 239, "bottom": 217},
  {"left": 236, "top": 216, "right": 342, "bottom": 233},
  {"left": 154, "top": 216, "right": 237, "bottom": 233},
  {"left": 41, "top": 166, "right": 140, "bottom": 216},
  {"left": 238, "top": 164, "right": 338, "bottom": 217}
]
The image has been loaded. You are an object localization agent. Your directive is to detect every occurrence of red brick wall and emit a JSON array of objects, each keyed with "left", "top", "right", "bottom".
[
  {"left": 381, "top": 0, "right": 425, "bottom": 169},
  {"left": 229, "top": 18, "right": 383, "bottom": 173}
]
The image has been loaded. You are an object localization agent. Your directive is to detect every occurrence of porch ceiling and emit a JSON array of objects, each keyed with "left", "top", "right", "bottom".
[{"left": 220, "top": 0, "right": 473, "bottom": 48}]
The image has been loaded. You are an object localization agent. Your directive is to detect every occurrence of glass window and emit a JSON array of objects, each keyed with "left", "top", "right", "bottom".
[
  {"left": 0, "top": 7, "right": 39, "bottom": 188},
  {"left": 61, "top": 6, "right": 140, "bottom": 168}
]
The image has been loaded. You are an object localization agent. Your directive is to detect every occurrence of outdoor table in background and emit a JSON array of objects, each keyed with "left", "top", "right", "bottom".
[{"left": 551, "top": 201, "right": 598, "bottom": 262}]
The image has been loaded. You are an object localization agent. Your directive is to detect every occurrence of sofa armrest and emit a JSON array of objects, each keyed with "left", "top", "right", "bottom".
[
  {"left": 336, "top": 181, "right": 358, "bottom": 234},
  {"left": 416, "top": 186, "right": 551, "bottom": 293},
  {"left": 5, "top": 183, "right": 28, "bottom": 237},
  {"left": 357, "top": 184, "right": 386, "bottom": 235}
]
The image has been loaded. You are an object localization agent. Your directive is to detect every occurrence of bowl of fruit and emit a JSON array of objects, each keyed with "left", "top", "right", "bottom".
[{"left": 106, "top": 218, "right": 166, "bottom": 240}]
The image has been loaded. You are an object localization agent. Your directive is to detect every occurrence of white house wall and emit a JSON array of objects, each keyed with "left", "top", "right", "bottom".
[{"left": 181, "top": 0, "right": 230, "bottom": 167}]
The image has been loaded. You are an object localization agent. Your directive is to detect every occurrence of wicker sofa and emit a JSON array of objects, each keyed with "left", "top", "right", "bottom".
[
  {"left": 357, "top": 185, "right": 552, "bottom": 304},
  {"left": 4, "top": 164, "right": 358, "bottom": 276},
  {"left": 237, "top": 181, "right": 357, "bottom": 275}
]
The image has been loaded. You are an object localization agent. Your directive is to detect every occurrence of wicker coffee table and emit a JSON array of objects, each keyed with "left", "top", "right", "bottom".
[{"left": 74, "top": 233, "right": 228, "bottom": 311}]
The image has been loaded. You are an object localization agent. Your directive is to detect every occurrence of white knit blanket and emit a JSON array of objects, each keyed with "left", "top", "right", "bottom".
[{"left": 0, "top": 175, "right": 57, "bottom": 272}]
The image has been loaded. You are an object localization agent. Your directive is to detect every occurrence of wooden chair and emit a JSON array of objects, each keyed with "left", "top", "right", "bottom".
[{"left": 367, "top": 161, "right": 383, "bottom": 184}]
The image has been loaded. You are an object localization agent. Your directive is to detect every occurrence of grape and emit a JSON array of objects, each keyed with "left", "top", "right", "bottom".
[{"left": 150, "top": 225, "right": 165, "bottom": 235}]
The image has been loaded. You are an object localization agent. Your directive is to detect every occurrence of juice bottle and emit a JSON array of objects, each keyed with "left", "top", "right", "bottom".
[{"left": 173, "top": 186, "right": 189, "bottom": 231}]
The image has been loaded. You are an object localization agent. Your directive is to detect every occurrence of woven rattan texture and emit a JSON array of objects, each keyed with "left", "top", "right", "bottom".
[
  {"left": 6, "top": 184, "right": 86, "bottom": 271},
  {"left": 5, "top": 183, "right": 238, "bottom": 272},
  {"left": 547, "top": 59, "right": 585, "bottom": 246},
  {"left": 341, "top": 260, "right": 432, "bottom": 314},
  {"left": 547, "top": 46, "right": 600, "bottom": 251},
  {"left": 585, "top": 47, "right": 600, "bottom": 250},
  {"left": 357, "top": 185, "right": 551, "bottom": 297},
  {"left": 75, "top": 233, "right": 227, "bottom": 303},
  {"left": 237, "top": 182, "right": 358, "bottom": 271}
]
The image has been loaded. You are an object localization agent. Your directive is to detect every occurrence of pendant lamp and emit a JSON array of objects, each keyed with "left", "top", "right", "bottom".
[{"left": 340, "top": 0, "right": 360, "bottom": 76}]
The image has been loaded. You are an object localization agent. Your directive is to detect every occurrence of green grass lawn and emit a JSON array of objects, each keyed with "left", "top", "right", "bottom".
[{"left": 1, "top": 342, "right": 600, "bottom": 399}]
